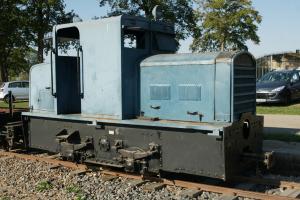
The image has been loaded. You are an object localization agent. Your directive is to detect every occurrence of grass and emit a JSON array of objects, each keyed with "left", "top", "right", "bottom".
[
  {"left": 264, "top": 133, "right": 300, "bottom": 143},
  {"left": 257, "top": 102, "right": 300, "bottom": 115},
  {"left": 75, "top": 194, "right": 87, "bottom": 200},
  {"left": 36, "top": 181, "right": 53, "bottom": 192},
  {"left": 66, "top": 185, "right": 82, "bottom": 194},
  {"left": 0, "top": 100, "right": 28, "bottom": 109},
  {"left": 66, "top": 185, "right": 86, "bottom": 200}
]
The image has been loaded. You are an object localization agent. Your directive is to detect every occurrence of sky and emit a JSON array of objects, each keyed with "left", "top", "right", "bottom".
[{"left": 64, "top": 0, "right": 300, "bottom": 58}]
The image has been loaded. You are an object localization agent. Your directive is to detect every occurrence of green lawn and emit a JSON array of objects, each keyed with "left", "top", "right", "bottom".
[
  {"left": 0, "top": 100, "right": 29, "bottom": 109},
  {"left": 257, "top": 102, "right": 300, "bottom": 115},
  {"left": 264, "top": 133, "right": 300, "bottom": 143}
]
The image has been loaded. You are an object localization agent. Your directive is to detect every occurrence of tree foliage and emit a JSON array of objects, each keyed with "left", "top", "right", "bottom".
[
  {"left": 99, "top": 0, "right": 199, "bottom": 42},
  {"left": 0, "top": 0, "right": 75, "bottom": 82},
  {"left": 26, "top": 0, "right": 76, "bottom": 62},
  {"left": 8, "top": 48, "right": 38, "bottom": 80},
  {"left": 0, "top": 0, "right": 29, "bottom": 82},
  {"left": 191, "top": 0, "right": 262, "bottom": 52}
]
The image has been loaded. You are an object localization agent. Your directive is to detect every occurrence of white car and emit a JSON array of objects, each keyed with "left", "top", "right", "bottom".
[{"left": 0, "top": 81, "right": 29, "bottom": 103}]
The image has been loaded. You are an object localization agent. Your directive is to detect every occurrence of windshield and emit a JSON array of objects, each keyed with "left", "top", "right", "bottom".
[{"left": 259, "top": 71, "right": 292, "bottom": 82}]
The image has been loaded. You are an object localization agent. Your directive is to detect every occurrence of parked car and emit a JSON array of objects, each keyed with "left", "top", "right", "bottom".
[
  {"left": 256, "top": 70, "right": 300, "bottom": 104},
  {"left": 0, "top": 81, "right": 29, "bottom": 103}
]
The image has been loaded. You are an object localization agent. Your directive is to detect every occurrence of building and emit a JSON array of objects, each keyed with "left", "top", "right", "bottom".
[{"left": 256, "top": 50, "right": 300, "bottom": 78}]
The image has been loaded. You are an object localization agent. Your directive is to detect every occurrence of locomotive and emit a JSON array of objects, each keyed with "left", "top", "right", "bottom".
[{"left": 3, "top": 15, "right": 263, "bottom": 180}]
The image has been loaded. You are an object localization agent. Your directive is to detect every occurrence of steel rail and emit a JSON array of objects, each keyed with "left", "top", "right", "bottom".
[
  {"left": 0, "top": 151, "right": 87, "bottom": 170},
  {"left": 102, "top": 171, "right": 296, "bottom": 200},
  {"left": 234, "top": 176, "right": 300, "bottom": 190}
]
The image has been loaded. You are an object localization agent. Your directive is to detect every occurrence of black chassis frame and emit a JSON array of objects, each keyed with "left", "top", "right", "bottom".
[{"left": 25, "top": 113, "right": 263, "bottom": 180}]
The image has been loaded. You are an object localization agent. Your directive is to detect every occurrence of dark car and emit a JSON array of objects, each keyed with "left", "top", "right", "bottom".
[{"left": 256, "top": 70, "right": 300, "bottom": 104}]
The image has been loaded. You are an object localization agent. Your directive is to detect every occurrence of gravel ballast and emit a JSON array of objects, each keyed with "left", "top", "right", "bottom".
[
  {"left": 0, "top": 156, "right": 222, "bottom": 200},
  {"left": 1, "top": 154, "right": 299, "bottom": 200}
]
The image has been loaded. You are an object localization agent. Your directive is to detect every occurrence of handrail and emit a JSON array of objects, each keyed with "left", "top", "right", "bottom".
[
  {"left": 50, "top": 48, "right": 56, "bottom": 97},
  {"left": 77, "top": 46, "right": 84, "bottom": 98}
]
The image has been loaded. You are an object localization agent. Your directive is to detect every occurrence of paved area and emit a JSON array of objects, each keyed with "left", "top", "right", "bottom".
[
  {"left": 262, "top": 114, "right": 300, "bottom": 129},
  {"left": 261, "top": 114, "right": 300, "bottom": 135}
]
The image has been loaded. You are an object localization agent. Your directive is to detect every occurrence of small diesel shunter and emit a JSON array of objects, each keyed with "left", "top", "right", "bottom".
[{"left": 22, "top": 15, "right": 263, "bottom": 180}]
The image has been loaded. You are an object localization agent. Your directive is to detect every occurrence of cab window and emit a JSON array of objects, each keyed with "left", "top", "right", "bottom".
[
  {"left": 123, "top": 29, "right": 145, "bottom": 49},
  {"left": 56, "top": 27, "right": 80, "bottom": 57}
]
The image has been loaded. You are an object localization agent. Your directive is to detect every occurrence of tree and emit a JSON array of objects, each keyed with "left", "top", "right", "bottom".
[
  {"left": 99, "top": 0, "right": 199, "bottom": 42},
  {"left": 26, "top": 0, "right": 76, "bottom": 63},
  {"left": 8, "top": 48, "right": 38, "bottom": 80},
  {"left": 0, "top": 0, "right": 29, "bottom": 82},
  {"left": 0, "top": 0, "right": 76, "bottom": 82},
  {"left": 191, "top": 0, "right": 262, "bottom": 52}
]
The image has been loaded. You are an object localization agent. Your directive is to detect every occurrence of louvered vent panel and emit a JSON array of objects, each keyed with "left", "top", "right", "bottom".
[
  {"left": 150, "top": 85, "right": 171, "bottom": 100},
  {"left": 178, "top": 84, "right": 201, "bottom": 101}
]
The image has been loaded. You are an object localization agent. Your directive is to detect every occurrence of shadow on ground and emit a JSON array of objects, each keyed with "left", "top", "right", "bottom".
[{"left": 257, "top": 99, "right": 300, "bottom": 107}]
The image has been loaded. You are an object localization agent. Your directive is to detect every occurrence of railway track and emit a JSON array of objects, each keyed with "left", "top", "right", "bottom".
[{"left": 0, "top": 150, "right": 300, "bottom": 200}]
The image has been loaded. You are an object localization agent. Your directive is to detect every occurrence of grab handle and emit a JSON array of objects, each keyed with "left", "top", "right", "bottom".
[
  {"left": 77, "top": 46, "right": 84, "bottom": 98},
  {"left": 187, "top": 111, "right": 204, "bottom": 121},
  {"left": 50, "top": 48, "right": 56, "bottom": 97},
  {"left": 150, "top": 105, "right": 161, "bottom": 110},
  {"left": 187, "top": 111, "right": 204, "bottom": 117}
]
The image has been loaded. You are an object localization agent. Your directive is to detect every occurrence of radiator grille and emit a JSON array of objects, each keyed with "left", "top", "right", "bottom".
[{"left": 233, "top": 54, "right": 256, "bottom": 120}]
